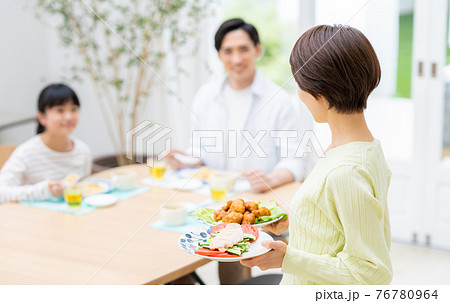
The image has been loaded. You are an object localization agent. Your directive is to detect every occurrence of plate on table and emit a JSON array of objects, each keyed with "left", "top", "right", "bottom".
[
  {"left": 178, "top": 227, "right": 273, "bottom": 262},
  {"left": 78, "top": 180, "right": 113, "bottom": 196},
  {"left": 173, "top": 153, "right": 201, "bottom": 166},
  {"left": 171, "top": 178, "right": 203, "bottom": 191},
  {"left": 84, "top": 194, "right": 119, "bottom": 207},
  {"left": 178, "top": 167, "right": 216, "bottom": 180}
]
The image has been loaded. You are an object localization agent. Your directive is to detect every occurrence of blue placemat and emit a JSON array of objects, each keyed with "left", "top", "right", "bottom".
[
  {"left": 19, "top": 184, "right": 150, "bottom": 216},
  {"left": 20, "top": 197, "right": 96, "bottom": 216},
  {"left": 107, "top": 185, "right": 150, "bottom": 200}
]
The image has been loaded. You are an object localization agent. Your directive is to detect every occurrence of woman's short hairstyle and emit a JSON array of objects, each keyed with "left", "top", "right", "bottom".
[
  {"left": 290, "top": 25, "right": 381, "bottom": 113},
  {"left": 215, "top": 18, "right": 260, "bottom": 51}
]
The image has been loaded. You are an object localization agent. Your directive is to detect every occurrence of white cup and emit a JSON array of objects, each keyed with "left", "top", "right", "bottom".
[
  {"left": 160, "top": 202, "right": 189, "bottom": 226},
  {"left": 111, "top": 171, "right": 137, "bottom": 191},
  {"left": 210, "top": 172, "right": 237, "bottom": 191}
]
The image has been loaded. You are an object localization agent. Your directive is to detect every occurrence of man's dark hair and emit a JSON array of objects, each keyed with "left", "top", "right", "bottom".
[
  {"left": 215, "top": 18, "right": 260, "bottom": 51},
  {"left": 290, "top": 25, "right": 381, "bottom": 113}
]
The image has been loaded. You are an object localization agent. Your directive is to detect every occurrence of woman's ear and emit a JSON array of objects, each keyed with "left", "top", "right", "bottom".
[
  {"left": 316, "top": 95, "right": 330, "bottom": 108},
  {"left": 37, "top": 111, "right": 46, "bottom": 127}
]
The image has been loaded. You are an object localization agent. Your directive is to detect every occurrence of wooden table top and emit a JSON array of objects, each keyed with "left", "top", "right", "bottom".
[{"left": 0, "top": 164, "right": 300, "bottom": 284}]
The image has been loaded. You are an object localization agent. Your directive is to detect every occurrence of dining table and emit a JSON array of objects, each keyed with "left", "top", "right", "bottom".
[{"left": 0, "top": 164, "right": 300, "bottom": 285}]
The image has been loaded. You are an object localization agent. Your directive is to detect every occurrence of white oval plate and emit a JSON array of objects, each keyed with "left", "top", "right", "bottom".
[
  {"left": 193, "top": 201, "right": 285, "bottom": 228},
  {"left": 178, "top": 228, "right": 273, "bottom": 262},
  {"left": 84, "top": 194, "right": 119, "bottom": 207},
  {"left": 194, "top": 215, "right": 283, "bottom": 229},
  {"left": 79, "top": 180, "right": 113, "bottom": 196},
  {"left": 177, "top": 167, "right": 202, "bottom": 179},
  {"left": 252, "top": 216, "right": 283, "bottom": 228},
  {"left": 171, "top": 178, "right": 203, "bottom": 191},
  {"left": 173, "top": 153, "right": 201, "bottom": 166}
]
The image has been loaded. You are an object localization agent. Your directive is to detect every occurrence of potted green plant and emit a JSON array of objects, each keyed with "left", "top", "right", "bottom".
[{"left": 34, "top": 0, "right": 213, "bottom": 168}]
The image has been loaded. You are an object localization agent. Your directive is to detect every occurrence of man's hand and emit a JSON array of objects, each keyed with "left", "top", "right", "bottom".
[
  {"left": 242, "top": 168, "right": 294, "bottom": 193},
  {"left": 240, "top": 240, "right": 287, "bottom": 270},
  {"left": 48, "top": 181, "right": 63, "bottom": 198},
  {"left": 242, "top": 169, "right": 273, "bottom": 192},
  {"left": 165, "top": 149, "right": 201, "bottom": 170}
]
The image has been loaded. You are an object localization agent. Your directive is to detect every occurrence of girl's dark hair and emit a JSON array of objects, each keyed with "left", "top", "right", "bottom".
[
  {"left": 214, "top": 18, "right": 260, "bottom": 51},
  {"left": 37, "top": 83, "right": 80, "bottom": 134},
  {"left": 289, "top": 25, "right": 381, "bottom": 114}
]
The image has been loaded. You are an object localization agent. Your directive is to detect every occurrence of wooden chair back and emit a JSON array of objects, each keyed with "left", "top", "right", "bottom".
[{"left": 0, "top": 145, "right": 16, "bottom": 169}]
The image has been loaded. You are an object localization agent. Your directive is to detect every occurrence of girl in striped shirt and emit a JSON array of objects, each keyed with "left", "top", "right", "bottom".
[{"left": 0, "top": 84, "right": 92, "bottom": 203}]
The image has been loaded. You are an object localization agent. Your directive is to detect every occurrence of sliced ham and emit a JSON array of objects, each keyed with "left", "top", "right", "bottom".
[{"left": 209, "top": 223, "right": 243, "bottom": 252}]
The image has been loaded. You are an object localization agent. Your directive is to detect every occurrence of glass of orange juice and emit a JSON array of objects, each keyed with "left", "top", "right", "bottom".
[
  {"left": 208, "top": 174, "right": 228, "bottom": 201},
  {"left": 64, "top": 186, "right": 83, "bottom": 209},
  {"left": 150, "top": 160, "right": 167, "bottom": 180}
]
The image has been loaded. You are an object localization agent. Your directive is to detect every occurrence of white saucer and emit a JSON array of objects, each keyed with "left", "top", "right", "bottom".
[
  {"left": 84, "top": 194, "right": 119, "bottom": 207},
  {"left": 173, "top": 153, "right": 201, "bottom": 165},
  {"left": 172, "top": 178, "right": 203, "bottom": 191}
]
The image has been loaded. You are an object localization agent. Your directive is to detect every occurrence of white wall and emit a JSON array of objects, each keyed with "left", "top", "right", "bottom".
[
  {"left": 0, "top": 0, "right": 113, "bottom": 156},
  {"left": 315, "top": 0, "right": 399, "bottom": 97},
  {"left": 0, "top": 1, "right": 219, "bottom": 159},
  {"left": 313, "top": 0, "right": 401, "bottom": 154},
  {"left": 0, "top": 0, "right": 49, "bottom": 144}
]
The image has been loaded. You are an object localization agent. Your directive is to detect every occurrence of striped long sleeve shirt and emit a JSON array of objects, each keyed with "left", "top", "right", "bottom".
[
  {"left": 0, "top": 135, "right": 92, "bottom": 203},
  {"left": 281, "top": 139, "right": 392, "bottom": 285}
]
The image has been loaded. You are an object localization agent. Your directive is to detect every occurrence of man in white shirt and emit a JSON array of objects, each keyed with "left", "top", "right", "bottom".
[
  {"left": 168, "top": 18, "right": 307, "bottom": 192},
  {"left": 166, "top": 19, "right": 309, "bottom": 285}
]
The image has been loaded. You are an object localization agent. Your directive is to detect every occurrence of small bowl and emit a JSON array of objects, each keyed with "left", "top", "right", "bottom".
[
  {"left": 111, "top": 171, "right": 137, "bottom": 191},
  {"left": 160, "top": 202, "right": 189, "bottom": 226}
]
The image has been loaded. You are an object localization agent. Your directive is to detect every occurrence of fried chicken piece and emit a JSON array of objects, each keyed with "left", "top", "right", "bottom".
[
  {"left": 222, "top": 200, "right": 233, "bottom": 211},
  {"left": 242, "top": 211, "right": 256, "bottom": 225},
  {"left": 252, "top": 207, "right": 271, "bottom": 218},
  {"left": 214, "top": 209, "right": 227, "bottom": 221},
  {"left": 229, "top": 199, "right": 245, "bottom": 214},
  {"left": 222, "top": 212, "right": 244, "bottom": 224},
  {"left": 244, "top": 201, "right": 259, "bottom": 212}
]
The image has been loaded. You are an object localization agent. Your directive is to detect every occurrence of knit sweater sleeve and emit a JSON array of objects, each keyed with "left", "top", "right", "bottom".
[
  {"left": 281, "top": 165, "right": 392, "bottom": 284},
  {"left": 0, "top": 149, "right": 51, "bottom": 203}
]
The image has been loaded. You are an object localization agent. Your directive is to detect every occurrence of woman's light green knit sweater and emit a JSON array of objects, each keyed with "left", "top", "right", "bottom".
[{"left": 281, "top": 140, "right": 392, "bottom": 285}]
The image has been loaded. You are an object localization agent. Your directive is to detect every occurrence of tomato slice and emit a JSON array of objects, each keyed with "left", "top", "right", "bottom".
[
  {"left": 241, "top": 224, "right": 259, "bottom": 242},
  {"left": 210, "top": 223, "right": 227, "bottom": 237},
  {"left": 195, "top": 248, "right": 236, "bottom": 258}
]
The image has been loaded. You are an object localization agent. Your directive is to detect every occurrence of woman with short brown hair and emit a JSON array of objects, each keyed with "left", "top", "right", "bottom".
[{"left": 241, "top": 25, "right": 392, "bottom": 285}]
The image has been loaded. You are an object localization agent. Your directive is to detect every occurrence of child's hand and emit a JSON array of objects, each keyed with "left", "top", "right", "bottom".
[{"left": 48, "top": 181, "right": 63, "bottom": 198}]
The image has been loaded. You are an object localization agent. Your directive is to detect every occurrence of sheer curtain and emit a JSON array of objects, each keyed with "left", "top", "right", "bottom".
[{"left": 144, "top": 4, "right": 223, "bottom": 152}]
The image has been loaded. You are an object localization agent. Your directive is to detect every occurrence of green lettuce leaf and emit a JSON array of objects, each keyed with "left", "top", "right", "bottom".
[
  {"left": 189, "top": 207, "right": 216, "bottom": 224},
  {"left": 254, "top": 200, "right": 287, "bottom": 224}
]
